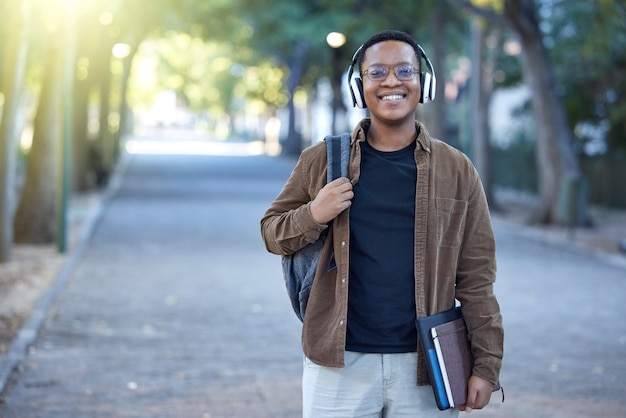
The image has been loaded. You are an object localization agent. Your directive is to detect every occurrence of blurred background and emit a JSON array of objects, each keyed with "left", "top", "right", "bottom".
[
  {"left": 0, "top": 0, "right": 625, "bottom": 257},
  {"left": 1, "top": 2, "right": 626, "bottom": 416}
]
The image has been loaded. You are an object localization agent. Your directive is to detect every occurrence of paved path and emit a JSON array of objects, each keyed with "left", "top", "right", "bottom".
[
  {"left": 1, "top": 137, "right": 625, "bottom": 417},
  {"left": 474, "top": 218, "right": 626, "bottom": 418}
]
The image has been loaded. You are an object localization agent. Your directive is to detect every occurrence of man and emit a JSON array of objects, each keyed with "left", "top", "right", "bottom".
[{"left": 261, "top": 30, "right": 503, "bottom": 417}]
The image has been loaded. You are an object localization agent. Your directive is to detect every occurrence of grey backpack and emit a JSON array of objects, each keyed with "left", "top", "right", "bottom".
[{"left": 281, "top": 133, "right": 350, "bottom": 322}]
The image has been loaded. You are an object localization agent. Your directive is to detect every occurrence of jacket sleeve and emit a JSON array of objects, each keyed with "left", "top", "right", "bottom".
[
  {"left": 260, "top": 145, "right": 328, "bottom": 256},
  {"left": 455, "top": 169, "right": 504, "bottom": 385}
]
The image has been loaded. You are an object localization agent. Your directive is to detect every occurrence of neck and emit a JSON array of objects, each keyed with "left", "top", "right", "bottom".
[{"left": 367, "top": 121, "right": 417, "bottom": 152}]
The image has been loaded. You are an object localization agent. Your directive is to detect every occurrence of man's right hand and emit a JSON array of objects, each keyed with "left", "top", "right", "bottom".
[{"left": 310, "top": 177, "right": 354, "bottom": 224}]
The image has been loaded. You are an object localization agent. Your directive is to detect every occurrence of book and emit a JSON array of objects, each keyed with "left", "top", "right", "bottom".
[
  {"left": 425, "top": 347, "right": 450, "bottom": 409},
  {"left": 416, "top": 306, "right": 463, "bottom": 410},
  {"left": 417, "top": 306, "right": 501, "bottom": 410},
  {"left": 431, "top": 317, "right": 472, "bottom": 408}
]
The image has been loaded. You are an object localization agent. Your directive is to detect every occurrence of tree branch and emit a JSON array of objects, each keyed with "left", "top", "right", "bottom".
[
  {"left": 503, "top": 0, "right": 540, "bottom": 40},
  {"left": 447, "top": 0, "right": 508, "bottom": 27}
]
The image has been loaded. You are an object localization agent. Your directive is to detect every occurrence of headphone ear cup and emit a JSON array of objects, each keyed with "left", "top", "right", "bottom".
[
  {"left": 350, "top": 76, "right": 367, "bottom": 109},
  {"left": 420, "top": 72, "right": 431, "bottom": 103},
  {"left": 429, "top": 74, "right": 436, "bottom": 102}
]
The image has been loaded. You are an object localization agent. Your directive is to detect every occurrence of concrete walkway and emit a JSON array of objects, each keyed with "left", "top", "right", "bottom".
[{"left": 0, "top": 135, "right": 625, "bottom": 417}]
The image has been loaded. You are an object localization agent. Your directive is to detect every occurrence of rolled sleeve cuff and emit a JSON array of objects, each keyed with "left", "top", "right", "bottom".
[
  {"left": 295, "top": 202, "right": 328, "bottom": 243},
  {"left": 472, "top": 355, "right": 502, "bottom": 385}
]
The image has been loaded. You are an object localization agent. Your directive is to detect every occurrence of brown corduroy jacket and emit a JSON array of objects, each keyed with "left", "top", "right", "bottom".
[{"left": 260, "top": 119, "right": 503, "bottom": 385}]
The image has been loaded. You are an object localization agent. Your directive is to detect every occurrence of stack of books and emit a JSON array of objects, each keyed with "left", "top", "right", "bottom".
[{"left": 416, "top": 306, "right": 500, "bottom": 410}]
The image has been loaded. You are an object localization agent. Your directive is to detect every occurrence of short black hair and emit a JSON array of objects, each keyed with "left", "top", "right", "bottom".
[{"left": 355, "top": 30, "right": 422, "bottom": 74}]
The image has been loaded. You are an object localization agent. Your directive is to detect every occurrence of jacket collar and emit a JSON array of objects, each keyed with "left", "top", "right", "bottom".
[{"left": 353, "top": 118, "right": 432, "bottom": 154}]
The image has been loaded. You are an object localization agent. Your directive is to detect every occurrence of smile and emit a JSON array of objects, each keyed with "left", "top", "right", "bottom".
[{"left": 381, "top": 94, "right": 405, "bottom": 101}]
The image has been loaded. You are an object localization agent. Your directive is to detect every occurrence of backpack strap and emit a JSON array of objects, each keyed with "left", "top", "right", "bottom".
[
  {"left": 324, "top": 132, "right": 351, "bottom": 183},
  {"left": 281, "top": 132, "right": 350, "bottom": 322}
]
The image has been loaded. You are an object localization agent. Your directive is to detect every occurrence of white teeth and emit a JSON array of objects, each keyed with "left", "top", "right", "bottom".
[{"left": 382, "top": 95, "right": 403, "bottom": 101}]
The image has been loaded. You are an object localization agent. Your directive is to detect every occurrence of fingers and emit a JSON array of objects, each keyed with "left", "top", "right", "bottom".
[
  {"left": 324, "top": 177, "right": 354, "bottom": 200},
  {"left": 462, "top": 389, "right": 476, "bottom": 413},
  {"left": 328, "top": 178, "right": 354, "bottom": 206},
  {"left": 327, "top": 177, "right": 353, "bottom": 191},
  {"left": 462, "top": 376, "right": 493, "bottom": 413},
  {"left": 310, "top": 178, "right": 354, "bottom": 224}
]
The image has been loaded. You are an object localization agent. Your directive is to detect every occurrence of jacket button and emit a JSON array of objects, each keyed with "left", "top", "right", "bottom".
[{"left": 341, "top": 241, "right": 346, "bottom": 247}]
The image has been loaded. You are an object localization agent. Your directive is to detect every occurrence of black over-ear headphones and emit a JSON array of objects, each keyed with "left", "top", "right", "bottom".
[{"left": 347, "top": 43, "right": 437, "bottom": 109}]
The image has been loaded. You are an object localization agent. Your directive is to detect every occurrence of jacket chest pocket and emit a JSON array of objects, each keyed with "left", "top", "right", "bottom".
[{"left": 436, "top": 198, "right": 467, "bottom": 248}]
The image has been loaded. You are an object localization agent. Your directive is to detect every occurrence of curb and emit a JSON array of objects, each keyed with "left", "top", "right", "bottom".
[
  {"left": 0, "top": 152, "right": 132, "bottom": 394},
  {"left": 491, "top": 216, "right": 626, "bottom": 271}
]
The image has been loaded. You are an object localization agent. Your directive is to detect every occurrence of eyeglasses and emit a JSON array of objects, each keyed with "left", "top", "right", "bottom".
[{"left": 362, "top": 65, "right": 419, "bottom": 81}]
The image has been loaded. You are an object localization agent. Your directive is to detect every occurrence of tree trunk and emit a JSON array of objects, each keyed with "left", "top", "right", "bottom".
[
  {"left": 470, "top": 19, "right": 496, "bottom": 207},
  {"left": 72, "top": 14, "right": 98, "bottom": 192},
  {"left": 13, "top": 37, "right": 63, "bottom": 244},
  {"left": 283, "top": 40, "right": 309, "bottom": 156},
  {"left": 72, "top": 78, "right": 91, "bottom": 191},
  {"left": 429, "top": 1, "right": 447, "bottom": 139},
  {"left": 329, "top": 45, "right": 347, "bottom": 135},
  {"left": 87, "top": 33, "right": 116, "bottom": 186},
  {"left": 114, "top": 42, "right": 139, "bottom": 157},
  {"left": 504, "top": 0, "right": 582, "bottom": 224},
  {"left": 84, "top": 27, "right": 115, "bottom": 187},
  {"left": 98, "top": 65, "right": 114, "bottom": 182},
  {"left": 0, "top": 0, "right": 30, "bottom": 261}
]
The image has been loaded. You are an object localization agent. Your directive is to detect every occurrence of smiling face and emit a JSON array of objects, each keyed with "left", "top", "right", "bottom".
[{"left": 361, "top": 40, "right": 422, "bottom": 127}]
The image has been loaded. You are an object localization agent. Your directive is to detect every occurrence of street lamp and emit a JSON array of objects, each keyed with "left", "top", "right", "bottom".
[
  {"left": 326, "top": 32, "right": 346, "bottom": 49},
  {"left": 326, "top": 32, "right": 346, "bottom": 134}
]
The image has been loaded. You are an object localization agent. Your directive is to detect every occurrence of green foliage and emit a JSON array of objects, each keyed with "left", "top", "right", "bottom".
[
  {"left": 491, "top": 129, "right": 537, "bottom": 193},
  {"left": 492, "top": 44, "right": 523, "bottom": 88},
  {"left": 543, "top": 0, "right": 626, "bottom": 154},
  {"left": 9, "top": 0, "right": 626, "bottom": 152}
]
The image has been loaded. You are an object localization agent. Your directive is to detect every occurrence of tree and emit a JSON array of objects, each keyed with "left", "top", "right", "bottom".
[
  {"left": 232, "top": 1, "right": 331, "bottom": 154},
  {"left": 68, "top": 0, "right": 187, "bottom": 189},
  {"left": 229, "top": 0, "right": 454, "bottom": 153},
  {"left": 71, "top": 11, "right": 101, "bottom": 191},
  {"left": 10, "top": 0, "right": 193, "bottom": 247},
  {"left": 546, "top": 0, "right": 626, "bottom": 156},
  {"left": 469, "top": 18, "right": 498, "bottom": 206},
  {"left": 452, "top": 0, "right": 584, "bottom": 225},
  {"left": 13, "top": 26, "right": 65, "bottom": 244},
  {"left": 0, "top": 0, "right": 31, "bottom": 260},
  {"left": 427, "top": 1, "right": 449, "bottom": 139}
]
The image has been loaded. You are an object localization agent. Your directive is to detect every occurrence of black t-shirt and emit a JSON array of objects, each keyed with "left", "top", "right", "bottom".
[{"left": 346, "top": 139, "right": 418, "bottom": 353}]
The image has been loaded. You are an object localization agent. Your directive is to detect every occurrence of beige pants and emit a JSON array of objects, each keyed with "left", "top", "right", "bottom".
[{"left": 303, "top": 351, "right": 460, "bottom": 418}]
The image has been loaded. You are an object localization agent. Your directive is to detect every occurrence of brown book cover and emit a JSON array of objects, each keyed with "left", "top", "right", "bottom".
[{"left": 431, "top": 318, "right": 472, "bottom": 407}]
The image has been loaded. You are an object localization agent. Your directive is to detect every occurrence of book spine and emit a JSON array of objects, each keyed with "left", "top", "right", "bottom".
[
  {"left": 432, "top": 330, "right": 455, "bottom": 408},
  {"left": 427, "top": 348, "right": 450, "bottom": 409}
]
